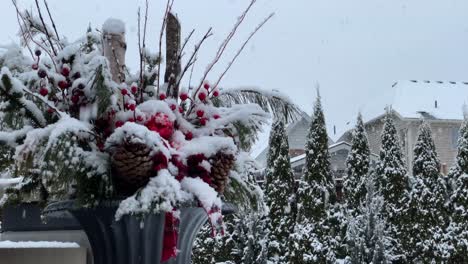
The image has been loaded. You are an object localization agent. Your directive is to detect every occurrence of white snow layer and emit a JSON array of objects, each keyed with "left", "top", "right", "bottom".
[
  {"left": 115, "top": 169, "right": 191, "bottom": 220},
  {"left": 102, "top": 18, "right": 126, "bottom": 34},
  {"left": 0, "top": 241, "right": 80, "bottom": 248}
]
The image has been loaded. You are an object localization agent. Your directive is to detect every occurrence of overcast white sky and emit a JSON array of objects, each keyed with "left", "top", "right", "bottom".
[{"left": 1, "top": 0, "right": 468, "bottom": 150}]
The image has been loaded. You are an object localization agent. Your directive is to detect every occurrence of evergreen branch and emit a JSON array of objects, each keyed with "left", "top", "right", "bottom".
[
  {"left": 214, "top": 87, "right": 304, "bottom": 122},
  {"left": 0, "top": 71, "right": 46, "bottom": 127},
  {"left": 0, "top": 126, "right": 33, "bottom": 147}
]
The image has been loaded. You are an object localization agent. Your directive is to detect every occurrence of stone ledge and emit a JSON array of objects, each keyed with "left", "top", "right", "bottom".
[{"left": 0, "top": 247, "right": 86, "bottom": 264}]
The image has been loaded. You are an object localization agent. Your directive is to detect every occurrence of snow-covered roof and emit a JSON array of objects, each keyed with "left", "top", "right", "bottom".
[
  {"left": 336, "top": 80, "right": 468, "bottom": 140},
  {"left": 392, "top": 80, "right": 468, "bottom": 120}
]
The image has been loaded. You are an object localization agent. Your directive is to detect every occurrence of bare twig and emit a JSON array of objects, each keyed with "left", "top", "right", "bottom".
[
  {"left": 138, "top": 7, "right": 143, "bottom": 101},
  {"left": 16, "top": 12, "right": 34, "bottom": 58},
  {"left": 138, "top": 0, "right": 150, "bottom": 102},
  {"left": 175, "top": 28, "right": 212, "bottom": 90},
  {"left": 43, "top": 0, "right": 62, "bottom": 48},
  {"left": 12, "top": 0, "right": 57, "bottom": 71},
  {"left": 193, "top": 0, "right": 256, "bottom": 97},
  {"left": 34, "top": 0, "right": 57, "bottom": 56},
  {"left": 188, "top": 54, "right": 197, "bottom": 92},
  {"left": 179, "top": 29, "right": 195, "bottom": 59},
  {"left": 156, "top": 0, "right": 175, "bottom": 95},
  {"left": 212, "top": 13, "right": 274, "bottom": 91},
  {"left": 142, "top": 0, "right": 149, "bottom": 53}
]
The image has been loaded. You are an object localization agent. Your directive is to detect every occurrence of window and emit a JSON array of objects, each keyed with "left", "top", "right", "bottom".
[{"left": 452, "top": 127, "right": 460, "bottom": 149}]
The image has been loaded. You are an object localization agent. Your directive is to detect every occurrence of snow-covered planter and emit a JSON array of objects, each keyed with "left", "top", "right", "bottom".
[{"left": 0, "top": 1, "right": 301, "bottom": 263}]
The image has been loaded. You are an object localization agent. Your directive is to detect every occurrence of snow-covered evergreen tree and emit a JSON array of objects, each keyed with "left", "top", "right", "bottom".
[
  {"left": 375, "top": 110, "right": 409, "bottom": 260},
  {"left": 345, "top": 174, "right": 393, "bottom": 264},
  {"left": 375, "top": 111, "right": 409, "bottom": 208},
  {"left": 446, "top": 119, "right": 468, "bottom": 262},
  {"left": 406, "top": 121, "right": 449, "bottom": 262},
  {"left": 292, "top": 94, "right": 344, "bottom": 263},
  {"left": 263, "top": 119, "right": 296, "bottom": 263},
  {"left": 344, "top": 113, "right": 370, "bottom": 213}
]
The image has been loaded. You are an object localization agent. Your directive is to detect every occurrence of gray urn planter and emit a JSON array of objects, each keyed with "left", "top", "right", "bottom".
[{"left": 43, "top": 200, "right": 236, "bottom": 264}]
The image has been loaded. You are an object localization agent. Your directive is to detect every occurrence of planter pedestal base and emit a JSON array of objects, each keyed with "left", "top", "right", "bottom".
[{"left": 44, "top": 201, "right": 235, "bottom": 264}]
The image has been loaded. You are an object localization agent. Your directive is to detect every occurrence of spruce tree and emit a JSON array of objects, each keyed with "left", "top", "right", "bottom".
[
  {"left": 407, "top": 121, "right": 448, "bottom": 262},
  {"left": 375, "top": 111, "right": 409, "bottom": 208},
  {"left": 375, "top": 111, "right": 409, "bottom": 261},
  {"left": 345, "top": 174, "right": 393, "bottom": 264},
  {"left": 293, "top": 94, "right": 343, "bottom": 263},
  {"left": 446, "top": 119, "right": 468, "bottom": 262},
  {"left": 264, "top": 119, "right": 296, "bottom": 263},
  {"left": 344, "top": 113, "right": 370, "bottom": 213}
]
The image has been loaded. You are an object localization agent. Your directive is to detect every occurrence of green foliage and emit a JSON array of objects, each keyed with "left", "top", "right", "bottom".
[
  {"left": 263, "top": 120, "right": 296, "bottom": 263},
  {"left": 445, "top": 119, "right": 468, "bottom": 261},
  {"left": 292, "top": 94, "right": 344, "bottom": 263},
  {"left": 375, "top": 111, "right": 409, "bottom": 208},
  {"left": 4, "top": 131, "right": 111, "bottom": 207},
  {"left": 404, "top": 121, "right": 448, "bottom": 262},
  {"left": 298, "top": 94, "right": 335, "bottom": 221},
  {"left": 93, "top": 65, "right": 112, "bottom": 119},
  {"left": 0, "top": 72, "right": 45, "bottom": 128},
  {"left": 344, "top": 113, "right": 370, "bottom": 213}
]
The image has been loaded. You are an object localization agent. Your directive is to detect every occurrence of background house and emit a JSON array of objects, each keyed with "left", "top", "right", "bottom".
[{"left": 255, "top": 80, "right": 468, "bottom": 179}]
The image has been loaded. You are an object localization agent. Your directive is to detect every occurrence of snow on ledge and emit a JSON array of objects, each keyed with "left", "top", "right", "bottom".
[
  {"left": 0, "top": 177, "right": 23, "bottom": 187},
  {"left": 0, "top": 241, "right": 80, "bottom": 248}
]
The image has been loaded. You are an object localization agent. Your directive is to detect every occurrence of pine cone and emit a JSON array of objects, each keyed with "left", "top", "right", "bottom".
[
  {"left": 209, "top": 152, "right": 236, "bottom": 193},
  {"left": 111, "top": 142, "right": 153, "bottom": 196}
]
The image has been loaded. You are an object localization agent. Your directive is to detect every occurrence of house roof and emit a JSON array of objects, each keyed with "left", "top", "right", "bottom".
[
  {"left": 254, "top": 115, "right": 335, "bottom": 167},
  {"left": 392, "top": 80, "right": 468, "bottom": 120},
  {"left": 336, "top": 80, "right": 468, "bottom": 140}
]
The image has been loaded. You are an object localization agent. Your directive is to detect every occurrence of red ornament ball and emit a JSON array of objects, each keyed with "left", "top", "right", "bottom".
[
  {"left": 179, "top": 106, "right": 184, "bottom": 113},
  {"left": 185, "top": 131, "right": 193, "bottom": 140},
  {"left": 35, "top": 49, "right": 42, "bottom": 57},
  {"left": 71, "top": 95, "right": 80, "bottom": 104},
  {"left": 39, "top": 87, "right": 48, "bottom": 96},
  {"left": 198, "top": 92, "right": 207, "bottom": 101},
  {"left": 32, "top": 64, "right": 39, "bottom": 70},
  {"left": 159, "top": 92, "right": 167, "bottom": 100},
  {"left": 145, "top": 113, "right": 174, "bottom": 140},
  {"left": 213, "top": 114, "right": 221, "bottom": 119},
  {"left": 170, "top": 104, "right": 177, "bottom": 111},
  {"left": 121, "top": 89, "right": 128, "bottom": 96},
  {"left": 180, "top": 93, "right": 188, "bottom": 101},
  {"left": 61, "top": 67, "right": 70, "bottom": 77},
  {"left": 136, "top": 115, "right": 144, "bottom": 122},
  {"left": 203, "top": 83, "right": 210, "bottom": 90},
  {"left": 72, "top": 72, "right": 81, "bottom": 79},
  {"left": 213, "top": 90, "right": 219, "bottom": 97},
  {"left": 115, "top": 120, "right": 124, "bottom": 128},
  {"left": 200, "top": 117, "right": 208, "bottom": 126},
  {"left": 58, "top": 80, "right": 68, "bottom": 90},
  {"left": 128, "top": 104, "right": 136, "bottom": 111},
  {"left": 196, "top": 110, "right": 204, "bottom": 118},
  {"left": 38, "top": 69, "right": 47, "bottom": 79},
  {"left": 131, "top": 86, "right": 138, "bottom": 94}
]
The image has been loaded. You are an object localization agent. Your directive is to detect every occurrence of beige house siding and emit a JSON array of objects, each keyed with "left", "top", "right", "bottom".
[{"left": 339, "top": 112, "right": 461, "bottom": 175}]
